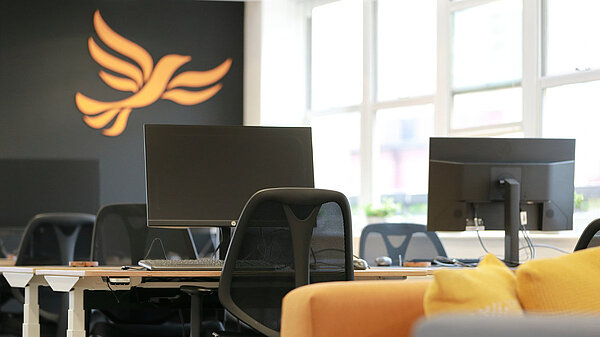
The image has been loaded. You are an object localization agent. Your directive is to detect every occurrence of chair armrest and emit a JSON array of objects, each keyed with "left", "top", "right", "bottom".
[{"left": 281, "top": 279, "right": 431, "bottom": 337}]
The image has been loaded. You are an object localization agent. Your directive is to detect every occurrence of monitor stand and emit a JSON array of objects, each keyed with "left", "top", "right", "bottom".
[
  {"left": 219, "top": 227, "right": 232, "bottom": 260},
  {"left": 501, "top": 178, "right": 520, "bottom": 266}
]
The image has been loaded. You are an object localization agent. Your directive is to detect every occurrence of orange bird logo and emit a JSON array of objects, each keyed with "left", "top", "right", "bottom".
[{"left": 76, "top": 10, "right": 232, "bottom": 136}]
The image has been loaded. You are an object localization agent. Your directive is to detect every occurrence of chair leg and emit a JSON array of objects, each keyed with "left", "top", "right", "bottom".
[{"left": 180, "top": 286, "right": 214, "bottom": 337}]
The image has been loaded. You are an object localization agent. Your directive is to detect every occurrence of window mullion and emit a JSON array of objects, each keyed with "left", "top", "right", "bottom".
[
  {"left": 522, "top": 0, "right": 542, "bottom": 137},
  {"left": 435, "top": 0, "right": 451, "bottom": 136},
  {"left": 360, "top": 0, "right": 375, "bottom": 207}
]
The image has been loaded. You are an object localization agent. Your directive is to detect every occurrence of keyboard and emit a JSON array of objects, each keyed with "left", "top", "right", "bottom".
[
  {"left": 138, "top": 258, "right": 225, "bottom": 271},
  {"left": 425, "top": 257, "right": 480, "bottom": 266}
]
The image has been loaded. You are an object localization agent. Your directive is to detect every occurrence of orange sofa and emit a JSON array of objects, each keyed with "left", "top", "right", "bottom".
[
  {"left": 281, "top": 248, "right": 600, "bottom": 337},
  {"left": 280, "top": 279, "right": 430, "bottom": 337}
]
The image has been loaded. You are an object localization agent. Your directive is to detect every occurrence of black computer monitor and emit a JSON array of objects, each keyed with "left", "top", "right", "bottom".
[
  {"left": 0, "top": 159, "right": 100, "bottom": 231},
  {"left": 427, "top": 137, "right": 575, "bottom": 264},
  {"left": 144, "top": 125, "right": 315, "bottom": 228}
]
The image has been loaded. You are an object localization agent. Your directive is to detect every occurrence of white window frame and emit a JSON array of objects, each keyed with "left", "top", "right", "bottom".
[
  {"left": 307, "top": 0, "right": 436, "bottom": 207},
  {"left": 306, "top": 0, "right": 600, "bottom": 215}
]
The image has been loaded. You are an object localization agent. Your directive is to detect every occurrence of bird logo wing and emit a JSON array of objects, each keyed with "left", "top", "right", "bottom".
[{"left": 75, "top": 10, "right": 232, "bottom": 136}]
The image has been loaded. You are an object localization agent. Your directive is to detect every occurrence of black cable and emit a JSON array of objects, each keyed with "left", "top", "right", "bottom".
[
  {"left": 104, "top": 278, "right": 120, "bottom": 304},
  {"left": 520, "top": 224, "right": 535, "bottom": 260},
  {"left": 120, "top": 265, "right": 146, "bottom": 270}
]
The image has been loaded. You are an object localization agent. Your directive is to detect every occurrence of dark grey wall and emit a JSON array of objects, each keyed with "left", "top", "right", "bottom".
[{"left": 0, "top": 0, "right": 244, "bottom": 207}]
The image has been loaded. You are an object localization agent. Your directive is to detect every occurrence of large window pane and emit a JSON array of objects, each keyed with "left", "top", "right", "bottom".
[
  {"left": 452, "top": 87, "right": 522, "bottom": 129},
  {"left": 374, "top": 105, "right": 433, "bottom": 223},
  {"left": 311, "top": 112, "right": 361, "bottom": 204},
  {"left": 311, "top": 0, "right": 362, "bottom": 110},
  {"left": 543, "top": 81, "right": 600, "bottom": 187},
  {"left": 452, "top": 0, "right": 522, "bottom": 89},
  {"left": 377, "top": 0, "right": 436, "bottom": 101},
  {"left": 546, "top": 0, "right": 600, "bottom": 75},
  {"left": 543, "top": 81, "right": 600, "bottom": 230}
]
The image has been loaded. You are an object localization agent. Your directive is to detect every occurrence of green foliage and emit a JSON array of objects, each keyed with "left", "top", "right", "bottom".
[
  {"left": 574, "top": 192, "right": 584, "bottom": 211},
  {"left": 406, "top": 202, "right": 427, "bottom": 215},
  {"left": 364, "top": 198, "right": 400, "bottom": 217}
]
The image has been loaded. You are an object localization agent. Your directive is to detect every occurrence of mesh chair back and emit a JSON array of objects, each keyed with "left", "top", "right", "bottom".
[
  {"left": 16, "top": 213, "right": 95, "bottom": 266},
  {"left": 359, "top": 223, "right": 447, "bottom": 266},
  {"left": 14, "top": 213, "right": 95, "bottom": 337},
  {"left": 574, "top": 218, "right": 600, "bottom": 251},
  {"left": 218, "top": 188, "right": 353, "bottom": 337},
  {"left": 91, "top": 203, "right": 198, "bottom": 266}
]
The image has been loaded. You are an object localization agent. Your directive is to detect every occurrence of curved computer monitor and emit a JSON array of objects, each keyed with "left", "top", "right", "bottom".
[
  {"left": 144, "top": 125, "right": 314, "bottom": 228},
  {"left": 427, "top": 137, "right": 575, "bottom": 264}
]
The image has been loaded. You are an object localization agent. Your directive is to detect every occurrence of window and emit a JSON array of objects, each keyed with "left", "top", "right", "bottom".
[
  {"left": 308, "top": 0, "right": 436, "bottom": 233},
  {"left": 545, "top": 0, "right": 600, "bottom": 76},
  {"left": 307, "top": 0, "right": 600, "bottom": 234},
  {"left": 541, "top": 0, "right": 600, "bottom": 230},
  {"left": 311, "top": 0, "right": 363, "bottom": 110},
  {"left": 449, "top": 0, "right": 523, "bottom": 135}
]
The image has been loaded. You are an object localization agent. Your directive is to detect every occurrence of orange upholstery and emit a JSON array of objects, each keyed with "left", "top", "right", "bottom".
[{"left": 281, "top": 279, "right": 431, "bottom": 337}]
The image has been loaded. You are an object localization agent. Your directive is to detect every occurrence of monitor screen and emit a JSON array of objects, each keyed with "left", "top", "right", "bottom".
[
  {"left": 0, "top": 159, "right": 100, "bottom": 229},
  {"left": 427, "top": 137, "right": 575, "bottom": 232},
  {"left": 144, "top": 125, "right": 315, "bottom": 228}
]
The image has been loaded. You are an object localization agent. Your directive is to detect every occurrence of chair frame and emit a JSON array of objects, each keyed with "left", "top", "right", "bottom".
[
  {"left": 13, "top": 212, "right": 95, "bottom": 337},
  {"left": 574, "top": 218, "right": 600, "bottom": 251},
  {"left": 218, "top": 187, "right": 354, "bottom": 337},
  {"left": 359, "top": 222, "right": 447, "bottom": 265}
]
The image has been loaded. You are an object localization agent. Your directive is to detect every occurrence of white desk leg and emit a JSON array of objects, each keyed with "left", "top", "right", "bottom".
[
  {"left": 23, "top": 284, "right": 40, "bottom": 337},
  {"left": 66, "top": 287, "right": 85, "bottom": 337}
]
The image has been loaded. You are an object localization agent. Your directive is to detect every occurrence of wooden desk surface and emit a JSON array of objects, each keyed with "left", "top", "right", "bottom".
[
  {"left": 0, "top": 258, "right": 16, "bottom": 266},
  {"left": 36, "top": 267, "right": 221, "bottom": 278},
  {"left": 0, "top": 265, "right": 433, "bottom": 279},
  {"left": 354, "top": 266, "right": 433, "bottom": 279}
]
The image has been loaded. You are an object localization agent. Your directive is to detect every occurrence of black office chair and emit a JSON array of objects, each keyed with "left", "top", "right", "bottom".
[
  {"left": 4, "top": 213, "right": 95, "bottom": 337},
  {"left": 574, "top": 218, "right": 600, "bottom": 251},
  {"left": 90, "top": 203, "right": 198, "bottom": 266},
  {"left": 89, "top": 203, "right": 222, "bottom": 337},
  {"left": 215, "top": 187, "right": 354, "bottom": 337},
  {"left": 359, "top": 223, "right": 447, "bottom": 266}
]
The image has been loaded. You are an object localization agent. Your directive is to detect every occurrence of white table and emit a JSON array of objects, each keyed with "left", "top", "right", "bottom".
[
  {"left": 0, "top": 266, "right": 433, "bottom": 337},
  {"left": 0, "top": 266, "right": 220, "bottom": 337}
]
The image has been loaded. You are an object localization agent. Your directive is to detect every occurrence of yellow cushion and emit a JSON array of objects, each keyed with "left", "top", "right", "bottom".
[
  {"left": 517, "top": 246, "right": 600, "bottom": 314},
  {"left": 424, "top": 253, "right": 523, "bottom": 316}
]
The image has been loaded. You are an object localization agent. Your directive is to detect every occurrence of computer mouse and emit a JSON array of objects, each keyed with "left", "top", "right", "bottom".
[
  {"left": 353, "top": 258, "right": 369, "bottom": 270},
  {"left": 375, "top": 256, "right": 392, "bottom": 266}
]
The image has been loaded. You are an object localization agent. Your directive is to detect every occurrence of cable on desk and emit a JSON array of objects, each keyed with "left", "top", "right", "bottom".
[
  {"left": 143, "top": 237, "right": 168, "bottom": 260},
  {"left": 120, "top": 265, "right": 146, "bottom": 270},
  {"left": 520, "top": 224, "right": 535, "bottom": 260},
  {"left": 519, "top": 244, "right": 570, "bottom": 255}
]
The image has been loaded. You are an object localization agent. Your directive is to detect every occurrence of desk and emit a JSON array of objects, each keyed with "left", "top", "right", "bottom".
[
  {"left": 354, "top": 266, "right": 434, "bottom": 279},
  {"left": 0, "top": 266, "right": 221, "bottom": 337},
  {"left": 0, "top": 266, "right": 431, "bottom": 337},
  {"left": 0, "top": 258, "right": 16, "bottom": 266}
]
